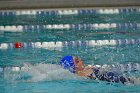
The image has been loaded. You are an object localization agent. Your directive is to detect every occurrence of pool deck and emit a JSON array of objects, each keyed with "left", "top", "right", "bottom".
[{"left": 0, "top": 0, "right": 140, "bottom": 10}]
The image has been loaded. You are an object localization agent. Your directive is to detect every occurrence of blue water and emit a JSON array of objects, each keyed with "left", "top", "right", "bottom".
[{"left": 0, "top": 8, "right": 140, "bottom": 93}]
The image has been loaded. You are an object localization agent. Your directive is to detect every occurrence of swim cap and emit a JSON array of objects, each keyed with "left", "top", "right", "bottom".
[{"left": 60, "top": 56, "right": 75, "bottom": 73}]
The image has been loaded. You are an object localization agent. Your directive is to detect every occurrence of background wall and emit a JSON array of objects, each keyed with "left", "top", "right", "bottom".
[{"left": 0, "top": 0, "right": 140, "bottom": 9}]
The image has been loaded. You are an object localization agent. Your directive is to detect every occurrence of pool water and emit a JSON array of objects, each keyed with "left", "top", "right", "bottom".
[{"left": 0, "top": 8, "right": 140, "bottom": 93}]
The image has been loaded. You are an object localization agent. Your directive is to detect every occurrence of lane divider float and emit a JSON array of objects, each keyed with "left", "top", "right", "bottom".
[
  {"left": 0, "top": 8, "right": 139, "bottom": 16},
  {"left": 0, "top": 39, "right": 140, "bottom": 50},
  {"left": 0, "top": 23, "right": 139, "bottom": 32}
]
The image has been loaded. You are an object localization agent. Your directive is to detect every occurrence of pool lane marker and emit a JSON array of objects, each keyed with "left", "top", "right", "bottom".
[
  {"left": 0, "top": 25, "right": 23, "bottom": 32},
  {"left": 0, "top": 39, "right": 140, "bottom": 50},
  {"left": 0, "top": 23, "right": 139, "bottom": 32},
  {"left": 0, "top": 8, "right": 139, "bottom": 16}
]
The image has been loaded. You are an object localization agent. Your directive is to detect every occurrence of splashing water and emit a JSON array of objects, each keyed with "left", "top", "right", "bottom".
[
  {"left": 2, "top": 63, "right": 140, "bottom": 85},
  {"left": 4, "top": 63, "right": 81, "bottom": 82}
]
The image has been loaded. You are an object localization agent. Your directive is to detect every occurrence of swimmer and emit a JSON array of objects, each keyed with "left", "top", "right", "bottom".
[{"left": 60, "top": 55, "right": 134, "bottom": 84}]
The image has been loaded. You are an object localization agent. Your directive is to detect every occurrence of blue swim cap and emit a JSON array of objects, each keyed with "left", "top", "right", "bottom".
[{"left": 60, "top": 56, "right": 75, "bottom": 73}]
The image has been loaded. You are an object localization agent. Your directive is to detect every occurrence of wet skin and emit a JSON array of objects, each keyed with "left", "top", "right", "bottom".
[{"left": 73, "top": 56, "right": 94, "bottom": 78}]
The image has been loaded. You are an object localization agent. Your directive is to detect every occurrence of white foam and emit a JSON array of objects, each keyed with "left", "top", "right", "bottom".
[
  {"left": 102, "top": 64, "right": 108, "bottom": 68},
  {"left": 12, "top": 67, "right": 20, "bottom": 72},
  {"left": 20, "top": 63, "right": 79, "bottom": 82},
  {"left": 0, "top": 67, "right": 3, "bottom": 73},
  {"left": 95, "top": 65, "right": 101, "bottom": 68}
]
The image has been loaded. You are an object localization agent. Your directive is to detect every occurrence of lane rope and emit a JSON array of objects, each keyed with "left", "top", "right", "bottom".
[
  {"left": 0, "top": 38, "right": 140, "bottom": 50},
  {"left": 0, "top": 8, "right": 139, "bottom": 16},
  {"left": 0, "top": 23, "right": 139, "bottom": 32}
]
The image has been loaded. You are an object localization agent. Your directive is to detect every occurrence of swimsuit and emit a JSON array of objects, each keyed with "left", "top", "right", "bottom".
[{"left": 92, "top": 68, "right": 128, "bottom": 84}]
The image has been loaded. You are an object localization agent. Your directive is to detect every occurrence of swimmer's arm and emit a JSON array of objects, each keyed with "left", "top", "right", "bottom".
[{"left": 77, "top": 66, "right": 96, "bottom": 78}]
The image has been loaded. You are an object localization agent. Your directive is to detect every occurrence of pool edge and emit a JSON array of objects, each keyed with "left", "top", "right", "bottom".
[{"left": 0, "top": 0, "right": 140, "bottom": 10}]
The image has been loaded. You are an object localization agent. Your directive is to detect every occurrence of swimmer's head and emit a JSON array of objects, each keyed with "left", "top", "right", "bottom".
[
  {"left": 60, "top": 56, "right": 85, "bottom": 73},
  {"left": 60, "top": 56, "right": 75, "bottom": 73}
]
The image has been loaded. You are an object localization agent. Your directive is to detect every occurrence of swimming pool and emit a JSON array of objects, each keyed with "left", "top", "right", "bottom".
[{"left": 0, "top": 8, "right": 140, "bottom": 93}]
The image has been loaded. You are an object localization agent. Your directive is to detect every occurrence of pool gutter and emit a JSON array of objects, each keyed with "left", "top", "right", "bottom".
[{"left": 0, "top": 0, "right": 140, "bottom": 10}]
